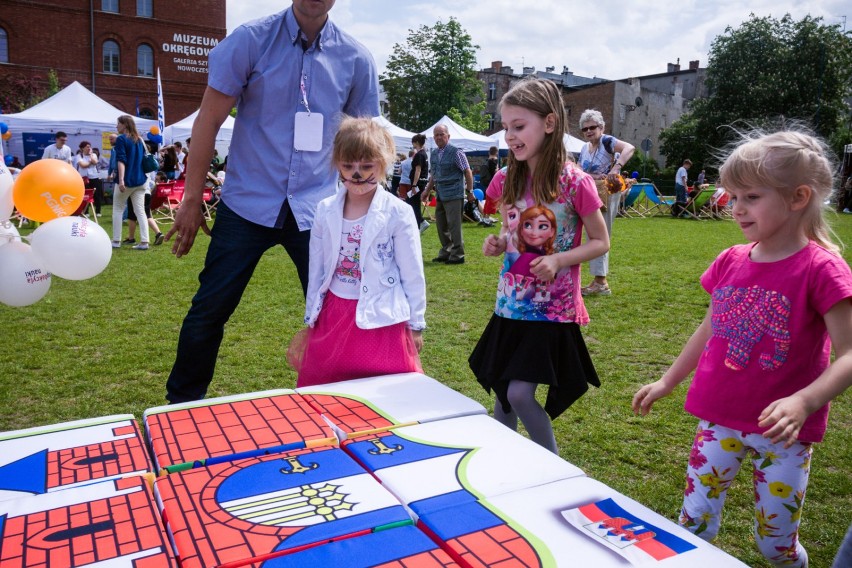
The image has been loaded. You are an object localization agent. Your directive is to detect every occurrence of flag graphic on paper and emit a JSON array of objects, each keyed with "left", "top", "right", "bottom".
[
  {"left": 562, "top": 498, "right": 697, "bottom": 565},
  {"left": 157, "top": 68, "right": 165, "bottom": 135}
]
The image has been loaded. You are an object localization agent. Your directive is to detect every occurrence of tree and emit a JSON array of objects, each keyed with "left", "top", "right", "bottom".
[
  {"left": 660, "top": 14, "right": 852, "bottom": 170},
  {"left": 447, "top": 101, "right": 488, "bottom": 134},
  {"left": 381, "top": 18, "right": 484, "bottom": 132},
  {"left": 0, "top": 73, "right": 50, "bottom": 114}
]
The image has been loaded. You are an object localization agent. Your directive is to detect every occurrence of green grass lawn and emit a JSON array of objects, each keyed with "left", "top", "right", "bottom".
[{"left": 2, "top": 207, "right": 851, "bottom": 567}]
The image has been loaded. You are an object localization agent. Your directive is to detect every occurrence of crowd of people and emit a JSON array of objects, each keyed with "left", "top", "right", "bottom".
[{"left": 33, "top": 124, "right": 226, "bottom": 249}]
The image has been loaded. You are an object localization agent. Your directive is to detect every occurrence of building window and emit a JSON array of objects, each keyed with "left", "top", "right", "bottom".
[
  {"left": 137, "top": 0, "right": 152, "bottom": 17},
  {"left": 103, "top": 40, "right": 120, "bottom": 74},
  {"left": 488, "top": 82, "right": 496, "bottom": 101},
  {"left": 487, "top": 113, "right": 495, "bottom": 131},
  {"left": 138, "top": 107, "right": 155, "bottom": 119},
  {"left": 137, "top": 44, "right": 153, "bottom": 77},
  {"left": 101, "top": 0, "right": 119, "bottom": 12},
  {"left": 0, "top": 28, "right": 8, "bottom": 64}
]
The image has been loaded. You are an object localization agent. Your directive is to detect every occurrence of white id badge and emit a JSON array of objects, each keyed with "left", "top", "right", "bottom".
[{"left": 294, "top": 112, "right": 323, "bottom": 151}]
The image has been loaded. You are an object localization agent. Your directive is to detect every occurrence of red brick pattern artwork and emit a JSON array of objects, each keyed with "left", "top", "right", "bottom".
[
  {"left": 301, "top": 394, "right": 395, "bottom": 435},
  {"left": 47, "top": 427, "right": 151, "bottom": 490},
  {"left": 145, "top": 394, "right": 334, "bottom": 470},
  {"left": 445, "top": 524, "right": 541, "bottom": 568},
  {"left": 154, "top": 447, "right": 333, "bottom": 568},
  {"left": 0, "top": 476, "right": 175, "bottom": 567}
]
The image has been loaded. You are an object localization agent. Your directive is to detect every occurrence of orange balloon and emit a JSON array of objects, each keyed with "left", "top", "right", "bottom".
[
  {"left": 12, "top": 160, "right": 84, "bottom": 222},
  {"left": 150, "top": 126, "right": 160, "bottom": 135},
  {"left": 1, "top": 132, "right": 11, "bottom": 141}
]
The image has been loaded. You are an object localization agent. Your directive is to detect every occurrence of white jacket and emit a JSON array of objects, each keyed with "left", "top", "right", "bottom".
[{"left": 304, "top": 186, "right": 427, "bottom": 330}]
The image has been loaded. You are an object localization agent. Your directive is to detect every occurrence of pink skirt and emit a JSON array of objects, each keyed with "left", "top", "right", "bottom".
[{"left": 290, "top": 291, "right": 422, "bottom": 387}]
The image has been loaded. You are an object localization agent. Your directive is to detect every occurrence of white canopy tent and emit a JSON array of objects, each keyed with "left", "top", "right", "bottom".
[
  {"left": 372, "top": 116, "right": 418, "bottom": 154},
  {"left": 489, "top": 129, "right": 586, "bottom": 154},
  {"left": 420, "top": 115, "right": 493, "bottom": 152},
  {"left": 0, "top": 81, "right": 156, "bottom": 163},
  {"left": 164, "top": 109, "right": 234, "bottom": 159}
]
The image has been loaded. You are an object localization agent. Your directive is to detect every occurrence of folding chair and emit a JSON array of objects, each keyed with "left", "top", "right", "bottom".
[
  {"left": 151, "top": 181, "right": 175, "bottom": 223},
  {"left": 680, "top": 188, "right": 717, "bottom": 220},
  {"left": 639, "top": 183, "right": 675, "bottom": 216},
  {"left": 620, "top": 182, "right": 647, "bottom": 218},
  {"left": 72, "top": 188, "right": 98, "bottom": 223},
  {"left": 167, "top": 179, "right": 185, "bottom": 215},
  {"left": 202, "top": 187, "right": 219, "bottom": 220},
  {"left": 707, "top": 187, "right": 732, "bottom": 219}
]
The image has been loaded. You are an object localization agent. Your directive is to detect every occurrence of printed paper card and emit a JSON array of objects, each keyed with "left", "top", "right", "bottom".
[
  {"left": 143, "top": 390, "right": 336, "bottom": 473},
  {"left": 153, "top": 446, "right": 413, "bottom": 568},
  {"left": 341, "top": 414, "right": 585, "bottom": 517},
  {"left": 0, "top": 415, "right": 151, "bottom": 503},
  {"left": 562, "top": 497, "right": 697, "bottom": 565},
  {"left": 296, "top": 372, "right": 487, "bottom": 438},
  {"left": 0, "top": 474, "right": 176, "bottom": 567}
]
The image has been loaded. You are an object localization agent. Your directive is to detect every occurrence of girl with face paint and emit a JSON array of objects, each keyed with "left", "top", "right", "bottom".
[{"left": 289, "top": 117, "right": 428, "bottom": 387}]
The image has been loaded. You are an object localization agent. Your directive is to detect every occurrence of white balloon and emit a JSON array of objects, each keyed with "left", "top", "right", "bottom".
[
  {"left": 0, "top": 165, "right": 13, "bottom": 221},
  {"left": 29, "top": 216, "right": 112, "bottom": 280},
  {"left": 0, "top": 221, "right": 19, "bottom": 248},
  {"left": 0, "top": 241, "right": 51, "bottom": 307}
]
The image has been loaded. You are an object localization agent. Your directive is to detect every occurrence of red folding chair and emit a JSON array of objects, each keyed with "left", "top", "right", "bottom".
[
  {"left": 151, "top": 181, "right": 175, "bottom": 222},
  {"left": 72, "top": 188, "right": 98, "bottom": 223},
  {"left": 167, "top": 179, "right": 185, "bottom": 213}
]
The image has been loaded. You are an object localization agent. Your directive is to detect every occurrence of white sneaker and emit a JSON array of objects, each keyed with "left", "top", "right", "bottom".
[
  {"left": 111, "top": 241, "right": 121, "bottom": 249},
  {"left": 419, "top": 220, "right": 430, "bottom": 233}
]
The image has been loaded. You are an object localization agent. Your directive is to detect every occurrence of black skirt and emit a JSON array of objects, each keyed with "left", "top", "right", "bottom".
[{"left": 468, "top": 314, "right": 600, "bottom": 420}]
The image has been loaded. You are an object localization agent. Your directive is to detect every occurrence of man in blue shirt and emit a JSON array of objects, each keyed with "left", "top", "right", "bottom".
[{"left": 164, "top": 0, "right": 379, "bottom": 404}]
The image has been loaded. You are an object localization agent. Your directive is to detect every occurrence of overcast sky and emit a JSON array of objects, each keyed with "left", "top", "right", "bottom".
[{"left": 226, "top": 0, "right": 848, "bottom": 80}]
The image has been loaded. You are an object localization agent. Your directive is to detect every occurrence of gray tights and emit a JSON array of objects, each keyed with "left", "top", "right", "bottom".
[{"left": 492, "top": 380, "right": 558, "bottom": 454}]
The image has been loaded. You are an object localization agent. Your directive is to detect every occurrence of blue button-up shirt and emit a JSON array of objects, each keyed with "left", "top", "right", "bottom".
[{"left": 208, "top": 7, "right": 379, "bottom": 229}]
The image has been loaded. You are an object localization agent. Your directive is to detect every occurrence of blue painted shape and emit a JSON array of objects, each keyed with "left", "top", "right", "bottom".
[
  {"left": 343, "top": 434, "right": 465, "bottom": 473},
  {"left": 263, "top": 525, "right": 436, "bottom": 567},
  {"left": 409, "top": 489, "right": 475, "bottom": 517},
  {"left": 418, "top": 499, "right": 504, "bottom": 540},
  {"left": 0, "top": 450, "right": 48, "bottom": 495}
]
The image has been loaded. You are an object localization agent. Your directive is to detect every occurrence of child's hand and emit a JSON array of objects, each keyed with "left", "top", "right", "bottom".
[
  {"left": 632, "top": 379, "right": 675, "bottom": 416},
  {"left": 529, "top": 255, "right": 559, "bottom": 282},
  {"left": 758, "top": 395, "right": 809, "bottom": 448},
  {"left": 411, "top": 330, "right": 423, "bottom": 352},
  {"left": 482, "top": 234, "right": 506, "bottom": 256}
]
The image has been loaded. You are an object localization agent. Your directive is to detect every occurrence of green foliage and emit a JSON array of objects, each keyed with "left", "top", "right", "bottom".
[
  {"left": 46, "top": 69, "right": 60, "bottom": 97},
  {"left": 447, "top": 100, "right": 488, "bottom": 133},
  {"left": 661, "top": 14, "right": 852, "bottom": 171},
  {"left": 381, "top": 18, "right": 484, "bottom": 132},
  {"left": 623, "top": 148, "right": 661, "bottom": 179},
  {"left": 2, "top": 211, "right": 851, "bottom": 567},
  {"left": 658, "top": 106, "right": 708, "bottom": 170}
]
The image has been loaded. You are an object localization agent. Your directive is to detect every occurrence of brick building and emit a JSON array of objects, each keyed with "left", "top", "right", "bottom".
[
  {"left": 477, "top": 61, "right": 606, "bottom": 135},
  {"left": 0, "top": 0, "right": 225, "bottom": 123},
  {"left": 477, "top": 59, "right": 707, "bottom": 166}
]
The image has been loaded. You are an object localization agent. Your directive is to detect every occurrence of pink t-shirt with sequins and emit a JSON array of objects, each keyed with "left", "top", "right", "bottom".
[
  {"left": 684, "top": 242, "right": 852, "bottom": 443},
  {"left": 485, "top": 163, "right": 601, "bottom": 324}
]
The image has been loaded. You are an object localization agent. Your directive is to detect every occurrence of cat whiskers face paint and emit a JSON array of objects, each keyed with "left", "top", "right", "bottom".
[{"left": 339, "top": 161, "right": 379, "bottom": 195}]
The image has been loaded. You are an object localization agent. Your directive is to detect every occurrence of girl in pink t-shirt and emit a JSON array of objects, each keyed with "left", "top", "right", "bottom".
[
  {"left": 469, "top": 78, "right": 609, "bottom": 454},
  {"left": 633, "top": 130, "right": 852, "bottom": 567}
]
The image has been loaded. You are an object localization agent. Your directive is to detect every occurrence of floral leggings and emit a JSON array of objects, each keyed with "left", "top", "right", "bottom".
[{"left": 679, "top": 420, "right": 812, "bottom": 567}]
